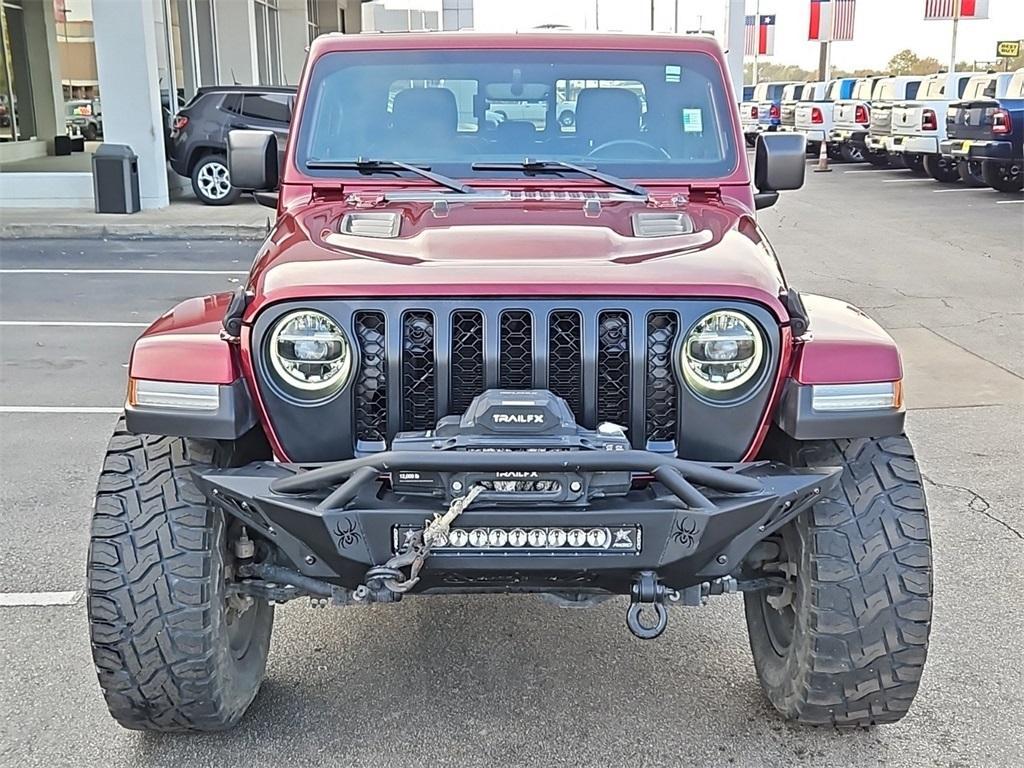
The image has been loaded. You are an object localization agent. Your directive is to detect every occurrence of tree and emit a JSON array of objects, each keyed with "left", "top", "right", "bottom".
[
  {"left": 887, "top": 49, "right": 943, "bottom": 75},
  {"left": 888, "top": 49, "right": 920, "bottom": 74}
]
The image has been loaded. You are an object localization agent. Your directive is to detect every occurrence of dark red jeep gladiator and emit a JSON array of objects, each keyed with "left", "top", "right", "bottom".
[{"left": 87, "top": 32, "right": 932, "bottom": 732}]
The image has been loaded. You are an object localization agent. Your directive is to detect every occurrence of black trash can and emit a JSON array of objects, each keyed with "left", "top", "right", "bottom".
[{"left": 92, "top": 144, "right": 141, "bottom": 214}]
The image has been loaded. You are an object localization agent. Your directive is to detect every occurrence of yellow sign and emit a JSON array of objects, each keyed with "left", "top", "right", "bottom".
[{"left": 996, "top": 40, "right": 1021, "bottom": 58}]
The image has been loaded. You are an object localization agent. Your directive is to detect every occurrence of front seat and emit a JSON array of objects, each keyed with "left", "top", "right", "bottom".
[
  {"left": 389, "top": 87, "right": 459, "bottom": 157},
  {"left": 573, "top": 88, "right": 642, "bottom": 150}
]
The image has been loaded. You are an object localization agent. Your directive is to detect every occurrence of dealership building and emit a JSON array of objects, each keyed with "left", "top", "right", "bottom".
[{"left": 0, "top": 0, "right": 744, "bottom": 210}]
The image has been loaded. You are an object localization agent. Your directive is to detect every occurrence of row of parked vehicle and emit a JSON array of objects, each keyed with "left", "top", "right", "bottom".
[{"left": 741, "top": 69, "right": 1024, "bottom": 193}]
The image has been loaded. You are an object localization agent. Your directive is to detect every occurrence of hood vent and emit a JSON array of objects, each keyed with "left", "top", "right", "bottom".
[
  {"left": 631, "top": 212, "right": 695, "bottom": 238},
  {"left": 339, "top": 211, "right": 402, "bottom": 238}
]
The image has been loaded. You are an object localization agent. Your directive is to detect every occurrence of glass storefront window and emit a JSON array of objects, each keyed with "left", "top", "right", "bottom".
[
  {"left": 1, "top": 0, "right": 37, "bottom": 142},
  {"left": 255, "top": 0, "right": 281, "bottom": 85}
]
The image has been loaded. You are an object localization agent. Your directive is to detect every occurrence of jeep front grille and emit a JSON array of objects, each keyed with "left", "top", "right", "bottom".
[
  {"left": 351, "top": 304, "right": 686, "bottom": 450},
  {"left": 254, "top": 299, "right": 780, "bottom": 463}
]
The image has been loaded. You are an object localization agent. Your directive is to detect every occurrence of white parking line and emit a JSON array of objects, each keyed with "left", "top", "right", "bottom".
[
  {"left": 0, "top": 406, "right": 121, "bottom": 414},
  {"left": 995, "top": 199, "right": 1024, "bottom": 204},
  {"left": 0, "top": 591, "right": 81, "bottom": 607},
  {"left": 932, "top": 187, "right": 993, "bottom": 193},
  {"left": 843, "top": 169, "right": 895, "bottom": 174},
  {"left": 0, "top": 268, "right": 246, "bottom": 275},
  {"left": 882, "top": 179, "right": 929, "bottom": 184},
  {"left": 0, "top": 320, "right": 149, "bottom": 327}
]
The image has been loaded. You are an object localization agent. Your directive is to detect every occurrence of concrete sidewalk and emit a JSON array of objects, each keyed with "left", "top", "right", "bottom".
[{"left": 0, "top": 198, "right": 272, "bottom": 240}]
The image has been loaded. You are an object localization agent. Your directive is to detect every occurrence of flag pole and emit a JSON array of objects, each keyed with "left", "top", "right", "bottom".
[
  {"left": 752, "top": 0, "right": 761, "bottom": 84},
  {"left": 949, "top": 0, "right": 961, "bottom": 73}
]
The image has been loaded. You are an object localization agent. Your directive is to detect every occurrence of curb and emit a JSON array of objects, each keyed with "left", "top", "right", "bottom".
[{"left": 0, "top": 222, "right": 269, "bottom": 240}]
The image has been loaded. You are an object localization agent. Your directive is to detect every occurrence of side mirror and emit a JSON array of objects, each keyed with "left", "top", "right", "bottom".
[
  {"left": 227, "top": 129, "right": 278, "bottom": 191},
  {"left": 754, "top": 132, "right": 806, "bottom": 209}
]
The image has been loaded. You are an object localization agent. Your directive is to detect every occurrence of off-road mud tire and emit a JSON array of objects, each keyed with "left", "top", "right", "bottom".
[
  {"left": 744, "top": 435, "right": 933, "bottom": 727},
  {"left": 87, "top": 419, "right": 274, "bottom": 732}
]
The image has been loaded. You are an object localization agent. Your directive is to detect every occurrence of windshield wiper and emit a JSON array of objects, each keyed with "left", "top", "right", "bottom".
[
  {"left": 472, "top": 159, "right": 647, "bottom": 197},
  {"left": 306, "top": 158, "right": 475, "bottom": 194}
]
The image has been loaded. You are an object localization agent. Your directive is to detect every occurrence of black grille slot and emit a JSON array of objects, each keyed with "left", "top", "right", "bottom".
[
  {"left": 450, "top": 310, "right": 485, "bottom": 412},
  {"left": 499, "top": 310, "right": 533, "bottom": 388},
  {"left": 353, "top": 311, "right": 387, "bottom": 443},
  {"left": 645, "top": 312, "right": 679, "bottom": 444},
  {"left": 597, "top": 311, "right": 630, "bottom": 426},
  {"left": 548, "top": 311, "right": 583, "bottom": 415},
  {"left": 401, "top": 311, "right": 436, "bottom": 430}
]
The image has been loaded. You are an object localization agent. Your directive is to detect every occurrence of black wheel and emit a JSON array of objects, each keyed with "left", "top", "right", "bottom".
[
  {"left": 923, "top": 154, "right": 960, "bottom": 183},
  {"left": 839, "top": 143, "right": 864, "bottom": 163},
  {"left": 865, "top": 150, "right": 890, "bottom": 167},
  {"left": 191, "top": 153, "right": 242, "bottom": 206},
  {"left": 826, "top": 143, "right": 843, "bottom": 161},
  {"left": 744, "top": 435, "right": 933, "bottom": 727},
  {"left": 902, "top": 153, "right": 926, "bottom": 175},
  {"left": 981, "top": 160, "right": 1023, "bottom": 193},
  {"left": 806, "top": 141, "right": 821, "bottom": 157},
  {"left": 957, "top": 160, "right": 986, "bottom": 187},
  {"left": 82, "top": 123, "right": 98, "bottom": 141},
  {"left": 87, "top": 419, "right": 274, "bottom": 732},
  {"left": 745, "top": 134, "right": 757, "bottom": 148}
]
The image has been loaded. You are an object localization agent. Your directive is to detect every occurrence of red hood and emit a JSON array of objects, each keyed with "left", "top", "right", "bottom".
[{"left": 245, "top": 194, "right": 788, "bottom": 319}]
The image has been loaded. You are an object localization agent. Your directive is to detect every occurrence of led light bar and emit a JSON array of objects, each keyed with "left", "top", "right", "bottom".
[
  {"left": 129, "top": 379, "right": 220, "bottom": 411},
  {"left": 811, "top": 382, "right": 900, "bottom": 412}
]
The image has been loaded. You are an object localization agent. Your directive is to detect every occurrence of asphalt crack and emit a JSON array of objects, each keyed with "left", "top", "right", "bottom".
[{"left": 922, "top": 474, "right": 1023, "bottom": 541}]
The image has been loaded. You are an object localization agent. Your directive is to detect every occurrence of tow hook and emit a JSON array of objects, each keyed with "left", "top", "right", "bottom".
[{"left": 626, "top": 570, "right": 676, "bottom": 640}]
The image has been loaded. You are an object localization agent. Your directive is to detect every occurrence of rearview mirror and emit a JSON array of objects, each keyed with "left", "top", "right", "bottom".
[
  {"left": 227, "top": 129, "right": 278, "bottom": 191},
  {"left": 754, "top": 133, "right": 805, "bottom": 209}
]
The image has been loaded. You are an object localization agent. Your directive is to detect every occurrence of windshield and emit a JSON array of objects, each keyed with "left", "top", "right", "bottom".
[{"left": 294, "top": 49, "right": 739, "bottom": 181}]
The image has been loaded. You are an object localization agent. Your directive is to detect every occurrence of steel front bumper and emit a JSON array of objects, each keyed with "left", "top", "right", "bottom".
[
  {"left": 890, "top": 134, "right": 940, "bottom": 155},
  {"left": 196, "top": 451, "right": 839, "bottom": 595},
  {"left": 940, "top": 138, "right": 1014, "bottom": 161}
]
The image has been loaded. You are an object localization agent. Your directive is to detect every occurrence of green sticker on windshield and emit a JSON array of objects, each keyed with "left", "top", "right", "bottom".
[
  {"left": 682, "top": 108, "right": 703, "bottom": 133},
  {"left": 665, "top": 65, "right": 681, "bottom": 83}
]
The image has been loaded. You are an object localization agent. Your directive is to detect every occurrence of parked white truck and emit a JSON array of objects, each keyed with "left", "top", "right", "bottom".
[
  {"left": 864, "top": 77, "right": 926, "bottom": 170},
  {"left": 829, "top": 76, "right": 886, "bottom": 164},
  {"left": 888, "top": 71, "right": 981, "bottom": 182},
  {"left": 793, "top": 78, "right": 856, "bottom": 160}
]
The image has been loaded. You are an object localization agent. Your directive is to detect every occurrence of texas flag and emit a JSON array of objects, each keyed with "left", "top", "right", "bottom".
[
  {"left": 809, "top": 0, "right": 857, "bottom": 42},
  {"left": 924, "top": 0, "right": 989, "bottom": 20},
  {"left": 745, "top": 14, "right": 776, "bottom": 56}
]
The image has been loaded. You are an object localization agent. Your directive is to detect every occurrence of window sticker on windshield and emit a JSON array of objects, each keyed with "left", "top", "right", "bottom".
[
  {"left": 682, "top": 108, "right": 703, "bottom": 133},
  {"left": 665, "top": 65, "right": 681, "bottom": 83}
]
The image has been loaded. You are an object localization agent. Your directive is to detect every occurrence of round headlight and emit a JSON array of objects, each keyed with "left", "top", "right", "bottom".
[
  {"left": 682, "top": 311, "right": 764, "bottom": 393},
  {"left": 269, "top": 311, "right": 352, "bottom": 392}
]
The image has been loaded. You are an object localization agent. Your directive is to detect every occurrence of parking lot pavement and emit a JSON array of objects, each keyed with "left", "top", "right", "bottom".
[{"left": 1, "top": 169, "right": 1022, "bottom": 768}]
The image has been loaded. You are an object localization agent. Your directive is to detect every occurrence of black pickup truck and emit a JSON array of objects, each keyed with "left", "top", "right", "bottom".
[{"left": 941, "top": 69, "right": 1024, "bottom": 192}]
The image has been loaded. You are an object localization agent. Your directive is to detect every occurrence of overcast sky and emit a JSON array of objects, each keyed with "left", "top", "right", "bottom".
[{"left": 469, "top": 0, "right": 1024, "bottom": 70}]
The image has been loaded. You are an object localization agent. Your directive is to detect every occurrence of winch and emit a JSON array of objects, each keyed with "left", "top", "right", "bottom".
[{"left": 388, "top": 389, "right": 632, "bottom": 505}]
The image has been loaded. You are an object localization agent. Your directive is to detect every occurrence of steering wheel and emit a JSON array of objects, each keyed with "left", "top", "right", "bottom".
[{"left": 586, "top": 139, "right": 671, "bottom": 160}]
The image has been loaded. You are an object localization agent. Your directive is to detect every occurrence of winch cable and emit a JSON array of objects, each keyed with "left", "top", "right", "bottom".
[{"left": 357, "top": 485, "right": 485, "bottom": 598}]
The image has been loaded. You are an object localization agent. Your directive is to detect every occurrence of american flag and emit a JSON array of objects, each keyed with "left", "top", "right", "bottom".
[
  {"left": 924, "top": 0, "right": 989, "bottom": 19},
  {"left": 745, "top": 14, "right": 776, "bottom": 56},
  {"left": 808, "top": 0, "right": 857, "bottom": 42}
]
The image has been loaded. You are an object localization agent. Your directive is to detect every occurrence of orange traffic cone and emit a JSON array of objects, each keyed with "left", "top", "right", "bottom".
[{"left": 813, "top": 139, "right": 831, "bottom": 173}]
